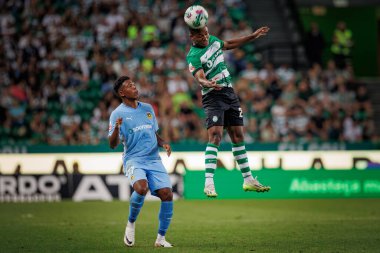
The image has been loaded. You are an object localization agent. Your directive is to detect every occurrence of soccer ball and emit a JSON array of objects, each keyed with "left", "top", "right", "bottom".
[{"left": 184, "top": 5, "right": 208, "bottom": 29}]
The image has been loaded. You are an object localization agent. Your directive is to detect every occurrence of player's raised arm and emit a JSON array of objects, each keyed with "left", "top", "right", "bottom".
[
  {"left": 109, "top": 117, "right": 122, "bottom": 149},
  {"left": 194, "top": 69, "right": 222, "bottom": 90},
  {"left": 223, "top": 26, "right": 270, "bottom": 50}
]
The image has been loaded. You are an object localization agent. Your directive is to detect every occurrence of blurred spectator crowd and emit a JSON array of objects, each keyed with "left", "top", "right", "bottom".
[{"left": 0, "top": 0, "right": 376, "bottom": 145}]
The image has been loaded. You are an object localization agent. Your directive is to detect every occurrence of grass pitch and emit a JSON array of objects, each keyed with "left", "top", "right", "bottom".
[{"left": 0, "top": 199, "right": 379, "bottom": 253}]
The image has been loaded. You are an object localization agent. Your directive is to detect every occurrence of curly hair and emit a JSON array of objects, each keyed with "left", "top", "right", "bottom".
[{"left": 113, "top": 76, "right": 130, "bottom": 95}]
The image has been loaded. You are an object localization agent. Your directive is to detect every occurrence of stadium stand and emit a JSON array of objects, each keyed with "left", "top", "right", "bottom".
[{"left": 0, "top": 0, "right": 376, "bottom": 145}]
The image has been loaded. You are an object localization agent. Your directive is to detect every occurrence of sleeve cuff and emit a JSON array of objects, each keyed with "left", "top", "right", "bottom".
[{"left": 192, "top": 67, "right": 202, "bottom": 76}]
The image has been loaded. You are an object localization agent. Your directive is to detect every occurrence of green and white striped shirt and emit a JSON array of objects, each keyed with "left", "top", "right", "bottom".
[{"left": 186, "top": 35, "right": 232, "bottom": 95}]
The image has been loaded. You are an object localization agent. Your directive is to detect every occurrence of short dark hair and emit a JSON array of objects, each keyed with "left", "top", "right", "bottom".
[
  {"left": 189, "top": 27, "right": 202, "bottom": 35},
  {"left": 114, "top": 76, "right": 130, "bottom": 95}
]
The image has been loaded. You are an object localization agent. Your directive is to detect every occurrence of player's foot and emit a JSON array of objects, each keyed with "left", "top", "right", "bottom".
[
  {"left": 243, "top": 177, "right": 271, "bottom": 192},
  {"left": 204, "top": 184, "right": 218, "bottom": 198},
  {"left": 155, "top": 239, "right": 174, "bottom": 247},
  {"left": 123, "top": 221, "right": 135, "bottom": 247}
]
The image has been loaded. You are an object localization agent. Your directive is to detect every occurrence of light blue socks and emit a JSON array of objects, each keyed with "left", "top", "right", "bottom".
[
  {"left": 128, "top": 191, "right": 145, "bottom": 223},
  {"left": 158, "top": 201, "right": 173, "bottom": 236}
]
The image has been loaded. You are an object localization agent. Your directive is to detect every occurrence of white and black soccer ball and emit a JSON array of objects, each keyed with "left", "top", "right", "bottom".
[{"left": 184, "top": 5, "right": 208, "bottom": 29}]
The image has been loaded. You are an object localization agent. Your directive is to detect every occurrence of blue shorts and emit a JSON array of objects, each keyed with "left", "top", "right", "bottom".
[{"left": 124, "top": 160, "right": 172, "bottom": 196}]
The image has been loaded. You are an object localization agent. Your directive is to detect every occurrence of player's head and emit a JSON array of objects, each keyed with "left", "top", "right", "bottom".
[
  {"left": 114, "top": 76, "right": 138, "bottom": 100},
  {"left": 189, "top": 26, "right": 209, "bottom": 47}
]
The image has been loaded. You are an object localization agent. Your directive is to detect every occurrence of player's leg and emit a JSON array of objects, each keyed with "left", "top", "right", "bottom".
[
  {"left": 226, "top": 125, "right": 251, "bottom": 177},
  {"left": 202, "top": 90, "right": 226, "bottom": 197},
  {"left": 227, "top": 126, "right": 271, "bottom": 192},
  {"left": 146, "top": 161, "right": 174, "bottom": 247},
  {"left": 129, "top": 179, "right": 148, "bottom": 223},
  {"left": 224, "top": 87, "right": 271, "bottom": 192},
  {"left": 204, "top": 125, "right": 224, "bottom": 197},
  {"left": 155, "top": 188, "right": 174, "bottom": 247},
  {"left": 124, "top": 166, "right": 148, "bottom": 247}
]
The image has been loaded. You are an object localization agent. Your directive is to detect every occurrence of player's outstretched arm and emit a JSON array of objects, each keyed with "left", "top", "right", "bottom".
[
  {"left": 223, "top": 26, "right": 270, "bottom": 50},
  {"left": 156, "top": 133, "right": 171, "bottom": 157},
  {"left": 194, "top": 69, "right": 222, "bottom": 90},
  {"left": 109, "top": 117, "right": 122, "bottom": 149}
]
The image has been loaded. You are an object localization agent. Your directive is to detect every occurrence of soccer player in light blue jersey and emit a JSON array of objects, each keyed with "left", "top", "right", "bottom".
[{"left": 109, "top": 76, "right": 174, "bottom": 248}]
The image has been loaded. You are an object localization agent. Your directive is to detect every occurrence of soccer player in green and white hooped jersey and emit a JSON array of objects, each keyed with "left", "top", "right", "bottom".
[{"left": 186, "top": 25, "right": 271, "bottom": 197}]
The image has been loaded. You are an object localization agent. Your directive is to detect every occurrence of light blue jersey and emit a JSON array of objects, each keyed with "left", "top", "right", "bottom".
[
  {"left": 108, "top": 102, "right": 160, "bottom": 165},
  {"left": 109, "top": 101, "right": 171, "bottom": 194}
]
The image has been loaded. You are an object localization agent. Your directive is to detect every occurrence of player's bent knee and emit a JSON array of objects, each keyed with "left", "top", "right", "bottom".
[
  {"left": 231, "top": 135, "right": 244, "bottom": 143},
  {"left": 209, "top": 133, "right": 222, "bottom": 145},
  {"left": 229, "top": 128, "right": 244, "bottom": 143},
  {"left": 208, "top": 126, "right": 223, "bottom": 145},
  {"left": 157, "top": 188, "right": 173, "bottom": 201},
  {"left": 133, "top": 180, "right": 149, "bottom": 196}
]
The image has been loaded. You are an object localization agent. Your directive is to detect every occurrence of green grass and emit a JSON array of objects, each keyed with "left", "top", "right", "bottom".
[{"left": 0, "top": 199, "right": 379, "bottom": 253}]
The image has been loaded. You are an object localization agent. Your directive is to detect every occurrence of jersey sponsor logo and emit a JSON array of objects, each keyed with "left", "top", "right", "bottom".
[
  {"left": 188, "top": 63, "right": 195, "bottom": 72},
  {"left": 128, "top": 124, "right": 153, "bottom": 134},
  {"left": 125, "top": 116, "right": 132, "bottom": 120},
  {"left": 200, "top": 41, "right": 221, "bottom": 63},
  {"left": 206, "top": 50, "right": 222, "bottom": 65},
  {"left": 147, "top": 112, "right": 152, "bottom": 119}
]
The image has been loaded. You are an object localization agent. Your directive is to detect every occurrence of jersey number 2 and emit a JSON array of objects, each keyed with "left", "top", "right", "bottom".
[{"left": 239, "top": 107, "right": 243, "bottom": 118}]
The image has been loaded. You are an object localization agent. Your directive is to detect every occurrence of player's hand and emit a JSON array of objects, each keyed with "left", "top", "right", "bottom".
[
  {"left": 115, "top": 118, "right": 123, "bottom": 128},
  {"left": 253, "top": 26, "right": 270, "bottom": 39},
  {"left": 163, "top": 143, "right": 172, "bottom": 157},
  {"left": 205, "top": 79, "right": 222, "bottom": 90}
]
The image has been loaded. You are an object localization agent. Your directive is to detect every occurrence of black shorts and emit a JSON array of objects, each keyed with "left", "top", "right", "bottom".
[{"left": 202, "top": 87, "right": 244, "bottom": 129}]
